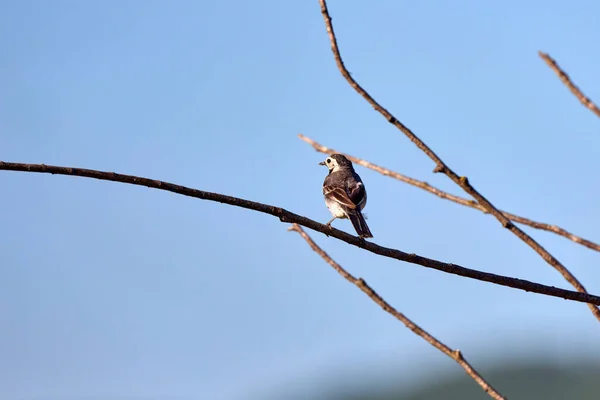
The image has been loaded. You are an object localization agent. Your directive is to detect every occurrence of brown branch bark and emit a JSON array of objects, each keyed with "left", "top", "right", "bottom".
[
  {"left": 289, "top": 224, "right": 505, "bottom": 400},
  {"left": 299, "top": 134, "right": 600, "bottom": 253},
  {"left": 318, "top": 0, "right": 600, "bottom": 322},
  {"left": 2, "top": 160, "right": 600, "bottom": 306},
  {"left": 539, "top": 51, "right": 600, "bottom": 119}
]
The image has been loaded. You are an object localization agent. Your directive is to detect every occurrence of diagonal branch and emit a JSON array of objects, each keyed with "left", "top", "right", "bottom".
[
  {"left": 539, "top": 51, "right": 600, "bottom": 119},
  {"left": 299, "top": 133, "right": 600, "bottom": 253},
  {"left": 318, "top": 0, "right": 600, "bottom": 322},
  {"left": 289, "top": 224, "right": 505, "bottom": 400},
  {"left": 2, "top": 160, "right": 600, "bottom": 306}
]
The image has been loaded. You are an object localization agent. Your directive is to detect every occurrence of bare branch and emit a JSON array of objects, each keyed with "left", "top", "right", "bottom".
[
  {"left": 289, "top": 224, "right": 505, "bottom": 400},
  {"left": 2, "top": 160, "right": 600, "bottom": 306},
  {"left": 299, "top": 134, "right": 600, "bottom": 253},
  {"left": 317, "top": 0, "right": 600, "bottom": 322},
  {"left": 539, "top": 51, "right": 600, "bottom": 119}
]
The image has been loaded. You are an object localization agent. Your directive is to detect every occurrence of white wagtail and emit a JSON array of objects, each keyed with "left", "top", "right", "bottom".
[{"left": 319, "top": 154, "right": 373, "bottom": 238}]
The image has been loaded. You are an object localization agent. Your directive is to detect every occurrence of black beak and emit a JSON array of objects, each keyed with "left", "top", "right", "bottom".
[{"left": 318, "top": 161, "right": 326, "bottom": 166}]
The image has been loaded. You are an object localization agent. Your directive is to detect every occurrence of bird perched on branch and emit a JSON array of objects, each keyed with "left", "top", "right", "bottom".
[{"left": 319, "top": 154, "right": 373, "bottom": 238}]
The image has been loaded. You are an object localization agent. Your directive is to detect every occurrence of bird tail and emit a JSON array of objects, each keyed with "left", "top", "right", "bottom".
[{"left": 348, "top": 210, "right": 373, "bottom": 238}]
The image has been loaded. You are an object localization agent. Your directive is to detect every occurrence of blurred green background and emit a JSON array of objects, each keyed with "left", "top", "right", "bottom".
[{"left": 269, "top": 358, "right": 600, "bottom": 399}]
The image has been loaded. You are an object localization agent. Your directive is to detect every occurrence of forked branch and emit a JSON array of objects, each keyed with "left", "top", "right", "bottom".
[
  {"left": 317, "top": 0, "right": 600, "bottom": 322},
  {"left": 2, "top": 160, "right": 600, "bottom": 306},
  {"left": 289, "top": 224, "right": 505, "bottom": 400},
  {"left": 298, "top": 134, "right": 600, "bottom": 253},
  {"left": 539, "top": 51, "right": 600, "bottom": 119}
]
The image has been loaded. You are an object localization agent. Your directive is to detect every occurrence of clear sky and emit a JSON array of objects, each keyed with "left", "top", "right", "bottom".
[{"left": 1, "top": 1, "right": 600, "bottom": 399}]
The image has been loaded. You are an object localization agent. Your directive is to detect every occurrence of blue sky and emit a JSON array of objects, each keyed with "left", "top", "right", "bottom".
[{"left": 1, "top": 1, "right": 600, "bottom": 399}]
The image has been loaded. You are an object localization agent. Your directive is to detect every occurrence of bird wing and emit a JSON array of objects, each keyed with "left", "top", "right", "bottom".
[
  {"left": 347, "top": 181, "right": 366, "bottom": 207},
  {"left": 323, "top": 185, "right": 358, "bottom": 210}
]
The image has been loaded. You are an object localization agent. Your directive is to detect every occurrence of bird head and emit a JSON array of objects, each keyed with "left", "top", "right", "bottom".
[{"left": 319, "top": 154, "right": 354, "bottom": 172}]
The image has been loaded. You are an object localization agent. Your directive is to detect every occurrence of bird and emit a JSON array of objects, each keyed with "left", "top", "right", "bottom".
[{"left": 319, "top": 153, "right": 373, "bottom": 238}]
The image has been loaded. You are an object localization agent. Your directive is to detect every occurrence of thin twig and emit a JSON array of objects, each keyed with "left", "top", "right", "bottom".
[
  {"left": 289, "top": 224, "right": 505, "bottom": 400},
  {"left": 299, "top": 134, "right": 600, "bottom": 253},
  {"left": 318, "top": 0, "right": 600, "bottom": 322},
  {"left": 539, "top": 51, "right": 600, "bottom": 119},
  {"left": 1, "top": 160, "right": 599, "bottom": 306}
]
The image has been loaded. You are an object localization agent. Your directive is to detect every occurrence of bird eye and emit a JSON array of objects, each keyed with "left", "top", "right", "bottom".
[{"left": 326, "top": 159, "right": 331, "bottom": 164}]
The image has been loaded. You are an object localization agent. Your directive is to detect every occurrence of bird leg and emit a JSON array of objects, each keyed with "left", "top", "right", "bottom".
[{"left": 325, "top": 217, "right": 337, "bottom": 228}]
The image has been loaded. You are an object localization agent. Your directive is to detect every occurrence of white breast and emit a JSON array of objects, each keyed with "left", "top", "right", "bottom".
[{"left": 325, "top": 197, "right": 348, "bottom": 219}]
